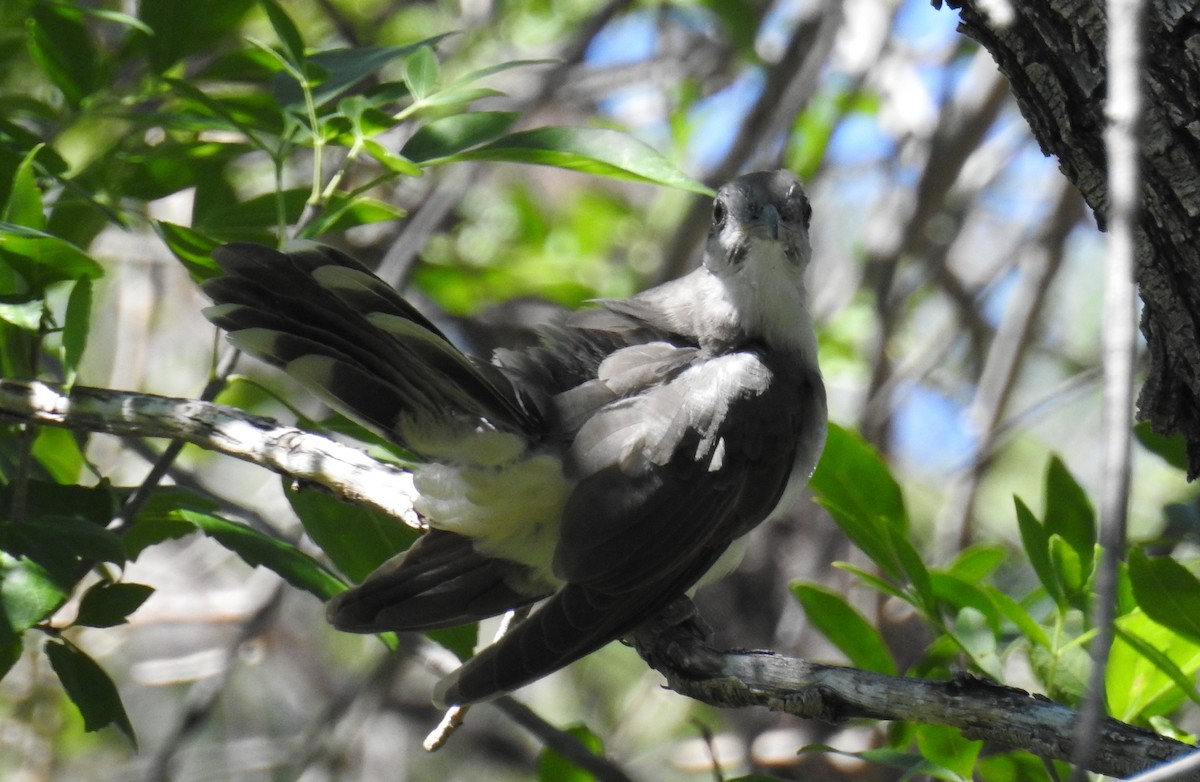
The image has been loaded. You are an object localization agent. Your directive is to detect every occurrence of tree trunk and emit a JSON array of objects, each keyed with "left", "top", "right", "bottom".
[{"left": 938, "top": 0, "right": 1200, "bottom": 477}]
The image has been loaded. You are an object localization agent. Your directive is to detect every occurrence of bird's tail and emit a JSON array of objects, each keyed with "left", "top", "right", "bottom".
[
  {"left": 202, "top": 243, "right": 540, "bottom": 453},
  {"left": 327, "top": 529, "right": 542, "bottom": 632}
]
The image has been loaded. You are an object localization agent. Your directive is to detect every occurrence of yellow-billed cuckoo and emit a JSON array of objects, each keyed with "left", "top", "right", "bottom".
[{"left": 202, "top": 169, "right": 827, "bottom": 706}]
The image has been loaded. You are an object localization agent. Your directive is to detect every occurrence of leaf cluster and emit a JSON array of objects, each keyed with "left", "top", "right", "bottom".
[{"left": 796, "top": 424, "right": 1200, "bottom": 780}]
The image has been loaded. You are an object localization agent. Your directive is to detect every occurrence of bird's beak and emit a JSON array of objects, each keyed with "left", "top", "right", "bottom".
[{"left": 758, "top": 204, "right": 780, "bottom": 240}]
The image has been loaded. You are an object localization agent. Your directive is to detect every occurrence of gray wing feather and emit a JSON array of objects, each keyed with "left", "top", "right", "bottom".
[
  {"left": 203, "top": 243, "right": 539, "bottom": 450},
  {"left": 437, "top": 350, "right": 819, "bottom": 705}
]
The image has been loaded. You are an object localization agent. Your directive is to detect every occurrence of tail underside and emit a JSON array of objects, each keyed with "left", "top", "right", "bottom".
[{"left": 327, "top": 529, "right": 543, "bottom": 632}]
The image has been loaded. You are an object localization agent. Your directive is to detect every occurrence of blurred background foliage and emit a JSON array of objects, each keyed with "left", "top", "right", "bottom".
[{"left": 0, "top": 0, "right": 1197, "bottom": 780}]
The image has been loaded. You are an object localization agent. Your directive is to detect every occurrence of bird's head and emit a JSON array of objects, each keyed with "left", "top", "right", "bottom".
[
  {"left": 699, "top": 170, "right": 816, "bottom": 353},
  {"left": 703, "top": 169, "right": 813, "bottom": 278}
]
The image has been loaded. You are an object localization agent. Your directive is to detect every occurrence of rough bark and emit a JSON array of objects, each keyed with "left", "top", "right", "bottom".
[
  {"left": 629, "top": 599, "right": 1198, "bottom": 780},
  {"left": 938, "top": 0, "right": 1200, "bottom": 477}
]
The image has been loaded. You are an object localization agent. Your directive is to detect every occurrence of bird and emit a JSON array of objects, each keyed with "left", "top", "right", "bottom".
[{"left": 201, "top": 169, "right": 827, "bottom": 706}]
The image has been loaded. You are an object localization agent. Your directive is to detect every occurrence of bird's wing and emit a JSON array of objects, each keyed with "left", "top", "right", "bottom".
[
  {"left": 436, "top": 349, "right": 819, "bottom": 705},
  {"left": 202, "top": 243, "right": 539, "bottom": 448}
]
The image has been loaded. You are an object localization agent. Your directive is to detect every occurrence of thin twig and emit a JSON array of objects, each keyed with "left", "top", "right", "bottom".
[
  {"left": 659, "top": 3, "right": 840, "bottom": 282},
  {"left": 1071, "top": 0, "right": 1144, "bottom": 776},
  {"left": 492, "top": 697, "right": 638, "bottom": 782},
  {"left": 374, "top": 0, "right": 636, "bottom": 290},
  {"left": 144, "top": 584, "right": 285, "bottom": 782},
  {"left": 936, "top": 179, "right": 1081, "bottom": 551},
  {"left": 411, "top": 634, "right": 637, "bottom": 782},
  {"left": 859, "top": 49, "right": 1009, "bottom": 448}
]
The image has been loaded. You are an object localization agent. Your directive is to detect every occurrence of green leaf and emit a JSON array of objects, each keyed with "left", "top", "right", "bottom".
[
  {"left": 1128, "top": 549, "right": 1200, "bottom": 644},
  {"left": 361, "top": 139, "right": 422, "bottom": 175},
  {"left": 791, "top": 582, "right": 896, "bottom": 674},
  {"left": 1014, "top": 496, "right": 1064, "bottom": 607},
  {"left": 810, "top": 424, "right": 908, "bottom": 582},
  {"left": 125, "top": 487, "right": 213, "bottom": 559},
  {"left": 75, "top": 7, "right": 154, "bottom": 35},
  {"left": 161, "top": 78, "right": 275, "bottom": 150},
  {"left": 420, "top": 86, "right": 505, "bottom": 109},
  {"left": 1110, "top": 613, "right": 1200, "bottom": 721},
  {"left": 0, "top": 299, "right": 43, "bottom": 330},
  {"left": 0, "top": 626, "right": 20, "bottom": 680},
  {"left": 799, "top": 744, "right": 966, "bottom": 781},
  {"left": 46, "top": 198, "right": 108, "bottom": 251},
  {"left": 0, "top": 222, "right": 104, "bottom": 288},
  {"left": 698, "top": 0, "right": 759, "bottom": 52},
  {"left": 139, "top": 0, "right": 255, "bottom": 72},
  {"left": 403, "top": 46, "right": 440, "bottom": 101},
  {"left": 335, "top": 96, "right": 402, "bottom": 142},
  {"left": 401, "top": 111, "right": 520, "bottom": 163},
  {"left": 176, "top": 508, "right": 345, "bottom": 601},
  {"left": 946, "top": 545, "right": 1006, "bottom": 582},
  {"left": 426, "top": 623, "right": 478, "bottom": 662},
  {"left": 299, "top": 195, "right": 406, "bottom": 239},
  {"left": 27, "top": 4, "right": 99, "bottom": 106},
  {"left": 45, "top": 639, "right": 136, "bottom": 747},
  {"left": 74, "top": 582, "right": 154, "bottom": 628},
  {"left": 284, "top": 485, "right": 418, "bottom": 584},
  {"left": 270, "top": 37, "right": 452, "bottom": 108},
  {"left": 1029, "top": 640, "right": 1091, "bottom": 700},
  {"left": 258, "top": 0, "right": 305, "bottom": 67},
  {"left": 456, "top": 127, "right": 713, "bottom": 195},
  {"left": 1048, "top": 534, "right": 1086, "bottom": 606},
  {"left": 62, "top": 277, "right": 92, "bottom": 384},
  {"left": 0, "top": 515, "right": 125, "bottom": 580},
  {"left": 914, "top": 724, "right": 981, "bottom": 779},
  {"left": 952, "top": 607, "right": 1000, "bottom": 678},
  {"left": 834, "top": 563, "right": 909, "bottom": 603},
  {"left": 156, "top": 221, "right": 223, "bottom": 282},
  {"left": 931, "top": 573, "right": 1001, "bottom": 633},
  {"left": 889, "top": 525, "right": 935, "bottom": 613},
  {"left": 976, "top": 751, "right": 1062, "bottom": 782},
  {"left": 446, "top": 59, "right": 557, "bottom": 90},
  {"left": 32, "top": 426, "right": 85, "bottom": 484},
  {"left": 1134, "top": 421, "right": 1188, "bottom": 473},
  {"left": 0, "top": 553, "right": 68, "bottom": 632},
  {"left": 1043, "top": 457, "right": 1095, "bottom": 575},
  {"left": 193, "top": 188, "right": 307, "bottom": 238},
  {"left": 0, "top": 481, "right": 118, "bottom": 527},
  {"left": 537, "top": 724, "right": 604, "bottom": 782},
  {"left": 985, "top": 586, "right": 1051, "bottom": 649},
  {"left": 3, "top": 145, "right": 46, "bottom": 230}
]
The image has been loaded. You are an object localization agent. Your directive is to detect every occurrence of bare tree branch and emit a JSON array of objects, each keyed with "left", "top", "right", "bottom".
[
  {"left": 2, "top": 378, "right": 1193, "bottom": 778},
  {"left": 0, "top": 379, "right": 421, "bottom": 529},
  {"left": 1072, "top": 0, "right": 1145, "bottom": 776},
  {"left": 629, "top": 601, "right": 1198, "bottom": 781}
]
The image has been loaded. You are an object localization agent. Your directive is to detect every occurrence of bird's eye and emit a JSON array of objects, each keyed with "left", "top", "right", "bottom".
[
  {"left": 712, "top": 199, "right": 727, "bottom": 230},
  {"left": 782, "top": 184, "right": 812, "bottom": 228}
]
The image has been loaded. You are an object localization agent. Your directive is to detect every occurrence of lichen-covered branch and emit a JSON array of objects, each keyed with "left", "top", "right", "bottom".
[
  {"left": 629, "top": 601, "right": 1200, "bottom": 780},
  {"left": 0, "top": 379, "right": 420, "bottom": 528}
]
